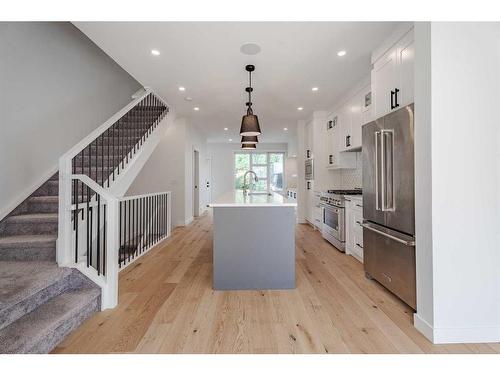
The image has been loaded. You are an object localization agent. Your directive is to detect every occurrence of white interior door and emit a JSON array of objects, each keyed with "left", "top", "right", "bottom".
[
  {"left": 193, "top": 150, "right": 200, "bottom": 217},
  {"left": 205, "top": 157, "right": 212, "bottom": 207}
]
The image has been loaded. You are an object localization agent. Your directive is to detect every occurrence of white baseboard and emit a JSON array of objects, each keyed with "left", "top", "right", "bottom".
[
  {"left": 0, "top": 164, "right": 59, "bottom": 221},
  {"left": 414, "top": 312, "right": 500, "bottom": 344},
  {"left": 414, "top": 313, "right": 434, "bottom": 342}
]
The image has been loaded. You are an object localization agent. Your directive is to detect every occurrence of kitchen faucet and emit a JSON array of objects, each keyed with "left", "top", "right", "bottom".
[{"left": 243, "top": 170, "right": 258, "bottom": 196}]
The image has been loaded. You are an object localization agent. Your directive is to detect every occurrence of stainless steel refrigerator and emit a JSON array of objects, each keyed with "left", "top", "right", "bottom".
[{"left": 361, "top": 103, "right": 416, "bottom": 309}]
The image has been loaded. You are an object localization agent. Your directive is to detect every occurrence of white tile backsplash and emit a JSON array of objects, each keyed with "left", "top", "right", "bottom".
[{"left": 327, "top": 152, "right": 362, "bottom": 190}]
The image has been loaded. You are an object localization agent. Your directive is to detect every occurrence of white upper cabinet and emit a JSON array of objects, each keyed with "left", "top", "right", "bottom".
[
  {"left": 372, "top": 28, "right": 414, "bottom": 119},
  {"left": 397, "top": 31, "right": 415, "bottom": 108},
  {"left": 325, "top": 112, "right": 356, "bottom": 169}
]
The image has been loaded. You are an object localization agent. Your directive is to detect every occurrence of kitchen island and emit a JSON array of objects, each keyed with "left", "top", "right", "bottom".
[{"left": 209, "top": 190, "right": 297, "bottom": 290}]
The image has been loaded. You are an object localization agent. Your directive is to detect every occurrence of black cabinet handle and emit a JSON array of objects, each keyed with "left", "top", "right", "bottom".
[
  {"left": 329, "top": 155, "right": 333, "bottom": 164},
  {"left": 356, "top": 243, "right": 364, "bottom": 249},
  {"left": 394, "top": 88, "right": 400, "bottom": 108},
  {"left": 390, "top": 90, "right": 395, "bottom": 110},
  {"left": 346, "top": 135, "right": 351, "bottom": 147}
]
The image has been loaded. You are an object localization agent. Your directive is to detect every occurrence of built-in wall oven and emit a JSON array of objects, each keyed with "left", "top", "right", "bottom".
[{"left": 305, "top": 159, "right": 314, "bottom": 180}]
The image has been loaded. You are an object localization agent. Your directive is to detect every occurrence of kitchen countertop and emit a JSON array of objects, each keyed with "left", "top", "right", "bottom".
[
  {"left": 344, "top": 195, "right": 363, "bottom": 203},
  {"left": 210, "top": 190, "right": 298, "bottom": 207}
]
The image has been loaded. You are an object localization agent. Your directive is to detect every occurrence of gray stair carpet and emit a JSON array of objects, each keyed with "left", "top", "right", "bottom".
[
  {"left": 0, "top": 173, "right": 101, "bottom": 353},
  {"left": 0, "top": 263, "right": 100, "bottom": 353}
]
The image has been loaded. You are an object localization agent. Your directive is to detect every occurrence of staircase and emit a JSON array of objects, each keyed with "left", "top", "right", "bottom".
[
  {"left": 0, "top": 89, "right": 169, "bottom": 353},
  {"left": 0, "top": 173, "right": 101, "bottom": 353}
]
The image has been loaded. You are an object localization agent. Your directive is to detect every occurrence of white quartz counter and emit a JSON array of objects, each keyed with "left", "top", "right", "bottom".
[{"left": 210, "top": 190, "right": 297, "bottom": 207}]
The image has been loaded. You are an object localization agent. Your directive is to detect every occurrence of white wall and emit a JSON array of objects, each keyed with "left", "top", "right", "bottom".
[
  {"left": 184, "top": 122, "right": 208, "bottom": 224},
  {"left": 126, "top": 116, "right": 208, "bottom": 228},
  {"left": 207, "top": 143, "right": 288, "bottom": 201},
  {"left": 414, "top": 22, "right": 500, "bottom": 343},
  {"left": 0, "top": 22, "right": 141, "bottom": 220},
  {"left": 285, "top": 157, "right": 298, "bottom": 189}
]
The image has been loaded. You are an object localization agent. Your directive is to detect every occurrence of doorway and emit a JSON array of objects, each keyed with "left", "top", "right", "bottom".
[{"left": 193, "top": 149, "right": 200, "bottom": 217}]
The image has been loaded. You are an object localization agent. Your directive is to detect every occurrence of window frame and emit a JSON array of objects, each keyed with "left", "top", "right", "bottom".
[{"left": 233, "top": 150, "right": 286, "bottom": 193}]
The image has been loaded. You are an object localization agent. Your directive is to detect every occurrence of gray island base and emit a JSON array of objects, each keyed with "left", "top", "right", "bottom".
[{"left": 210, "top": 190, "right": 297, "bottom": 290}]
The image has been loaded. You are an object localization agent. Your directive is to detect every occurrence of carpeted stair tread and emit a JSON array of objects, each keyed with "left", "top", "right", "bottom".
[
  {"left": 0, "top": 234, "right": 57, "bottom": 247},
  {"left": 5, "top": 213, "right": 58, "bottom": 223},
  {"left": 0, "top": 262, "right": 73, "bottom": 329},
  {"left": 0, "top": 286, "right": 100, "bottom": 353}
]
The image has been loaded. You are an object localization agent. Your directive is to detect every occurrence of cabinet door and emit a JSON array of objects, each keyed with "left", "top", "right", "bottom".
[
  {"left": 339, "top": 105, "right": 352, "bottom": 152},
  {"left": 349, "top": 90, "right": 364, "bottom": 150},
  {"left": 372, "top": 47, "right": 398, "bottom": 119},
  {"left": 397, "top": 32, "right": 415, "bottom": 108}
]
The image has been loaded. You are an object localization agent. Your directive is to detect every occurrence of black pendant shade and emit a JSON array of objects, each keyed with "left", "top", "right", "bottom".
[
  {"left": 241, "top": 135, "right": 258, "bottom": 144},
  {"left": 241, "top": 143, "right": 256, "bottom": 149},
  {"left": 240, "top": 65, "right": 262, "bottom": 136}
]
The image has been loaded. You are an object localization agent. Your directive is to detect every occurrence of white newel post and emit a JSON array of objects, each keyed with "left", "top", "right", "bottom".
[
  {"left": 57, "top": 157, "right": 73, "bottom": 266},
  {"left": 101, "top": 197, "right": 119, "bottom": 309}
]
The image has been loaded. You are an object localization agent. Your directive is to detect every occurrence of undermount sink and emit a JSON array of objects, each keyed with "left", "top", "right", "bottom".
[{"left": 247, "top": 192, "right": 272, "bottom": 196}]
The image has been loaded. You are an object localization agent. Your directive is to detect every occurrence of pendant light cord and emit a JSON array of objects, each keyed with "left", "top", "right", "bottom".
[{"left": 247, "top": 70, "right": 252, "bottom": 114}]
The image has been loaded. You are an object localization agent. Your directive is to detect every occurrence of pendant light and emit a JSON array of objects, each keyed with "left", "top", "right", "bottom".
[
  {"left": 241, "top": 143, "right": 256, "bottom": 149},
  {"left": 240, "top": 65, "right": 262, "bottom": 136},
  {"left": 241, "top": 135, "right": 258, "bottom": 144}
]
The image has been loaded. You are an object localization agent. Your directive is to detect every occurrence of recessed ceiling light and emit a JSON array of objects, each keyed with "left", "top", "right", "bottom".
[
  {"left": 193, "top": 107, "right": 199, "bottom": 111},
  {"left": 337, "top": 50, "right": 347, "bottom": 57},
  {"left": 312, "top": 87, "right": 319, "bottom": 92},
  {"left": 224, "top": 127, "right": 228, "bottom": 131},
  {"left": 284, "top": 128, "right": 288, "bottom": 131},
  {"left": 297, "top": 107, "right": 303, "bottom": 111},
  {"left": 184, "top": 96, "right": 193, "bottom": 101},
  {"left": 228, "top": 138, "right": 233, "bottom": 142},
  {"left": 240, "top": 42, "right": 261, "bottom": 55},
  {"left": 292, "top": 154, "right": 297, "bottom": 158},
  {"left": 151, "top": 49, "right": 160, "bottom": 56},
  {"left": 178, "top": 86, "right": 186, "bottom": 91}
]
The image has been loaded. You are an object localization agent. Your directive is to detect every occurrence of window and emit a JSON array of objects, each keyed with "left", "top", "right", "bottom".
[{"left": 234, "top": 152, "right": 285, "bottom": 192}]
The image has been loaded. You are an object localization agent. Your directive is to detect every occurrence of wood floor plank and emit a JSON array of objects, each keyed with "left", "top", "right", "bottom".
[{"left": 53, "top": 214, "right": 500, "bottom": 354}]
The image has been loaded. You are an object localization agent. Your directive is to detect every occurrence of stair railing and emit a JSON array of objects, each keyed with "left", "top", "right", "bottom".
[{"left": 58, "top": 88, "right": 171, "bottom": 309}]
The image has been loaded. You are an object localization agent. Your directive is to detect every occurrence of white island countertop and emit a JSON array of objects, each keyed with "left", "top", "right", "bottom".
[{"left": 210, "top": 190, "right": 297, "bottom": 207}]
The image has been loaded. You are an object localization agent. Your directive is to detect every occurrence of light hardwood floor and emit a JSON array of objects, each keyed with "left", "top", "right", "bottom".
[{"left": 53, "top": 214, "right": 500, "bottom": 354}]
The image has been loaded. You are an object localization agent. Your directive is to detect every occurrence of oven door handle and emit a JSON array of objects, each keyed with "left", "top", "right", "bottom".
[{"left": 361, "top": 222, "right": 415, "bottom": 246}]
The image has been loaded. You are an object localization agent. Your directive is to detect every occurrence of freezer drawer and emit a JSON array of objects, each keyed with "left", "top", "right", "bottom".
[{"left": 362, "top": 222, "right": 416, "bottom": 309}]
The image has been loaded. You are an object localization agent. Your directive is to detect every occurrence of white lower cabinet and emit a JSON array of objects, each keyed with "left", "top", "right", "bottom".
[{"left": 345, "top": 196, "right": 364, "bottom": 262}]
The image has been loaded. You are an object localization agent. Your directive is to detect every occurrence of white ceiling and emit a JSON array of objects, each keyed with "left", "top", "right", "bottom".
[{"left": 75, "top": 22, "right": 401, "bottom": 143}]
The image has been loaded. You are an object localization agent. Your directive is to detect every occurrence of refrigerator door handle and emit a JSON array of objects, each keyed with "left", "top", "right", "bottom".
[
  {"left": 380, "top": 130, "right": 386, "bottom": 211},
  {"left": 361, "top": 222, "right": 415, "bottom": 246},
  {"left": 375, "top": 131, "right": 381, "bottom": 210},
  {"left": 383, "top": 129, "right": 395, "bottom": 211}
]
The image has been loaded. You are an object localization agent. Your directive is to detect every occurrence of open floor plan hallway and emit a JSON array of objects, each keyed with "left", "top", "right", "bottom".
[{"left": 53, "top": 215, "right": 500, "bottom": 354}]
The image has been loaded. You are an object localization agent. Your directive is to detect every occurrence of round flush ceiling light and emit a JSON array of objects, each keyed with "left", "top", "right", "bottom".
[
  {"left": 311, "top": 87, "right": 319, "bottom": 92},
  {"left": 297, "top": 107, "right": 303, "bottom": 111},
  {"left": 178, "top": 86, "right": 186, "bottom": 91},
  {"left": 224, "top": 127, "right": 228, "bottom": 131},
  {"left": 240, "top": 43, "right": 261, "bottom": 55},
  {"left": 283, "top": 128, "right": 288, "bottom": 131},
  {"left": 337, "top": 50, "right": 347, "bottom": 57},
  {"left": 151, "top": 49, "right": 160, "bottom": 56},
  {"left": 184, "top": 96, "right": 193, "bottom": 101},
  {"left": 193, "top": 107, "right": 200, "bottom": 111}
]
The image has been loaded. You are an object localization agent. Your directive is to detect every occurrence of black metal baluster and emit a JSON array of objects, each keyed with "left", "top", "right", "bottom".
[
  {"left": 87, "top": 186, "right": 90, "bottom": 268},
  {"left": 89, "top": 204, "right": 93, "bottom": 267},
  {"left": 142, "top": 197, "right": 146, "bottom": 251},
  {"left": 107, "top": 128, "right": 110, "bottom": 187},
  {"left": 128, "top": 200, "right": 131, "bottom": 263},
  {"left": 119, "top": 200, "right": 122, "bottom": 268},
  {"left": 101, "top": 133, "right": 104, "bottom": 187},
  {"left": 80, "top": 150, "right": 84, "bottom": 217},
  {"left": 97, "top": 195, "right": 101, "bottom": 275},
  {"left": 103, "top": 203, "right": 106, "bottom": 276},
  {"left": 74, "top": 180, "right": 78, "bottom": 263},
  {"left": 133, "top": 198, "right": 136, "bottom": 258}
]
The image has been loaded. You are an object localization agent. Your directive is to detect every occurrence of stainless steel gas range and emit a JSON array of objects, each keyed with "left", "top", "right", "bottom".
[{"left": 320, "top": 189, "right": 362, "bottom": 251}]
